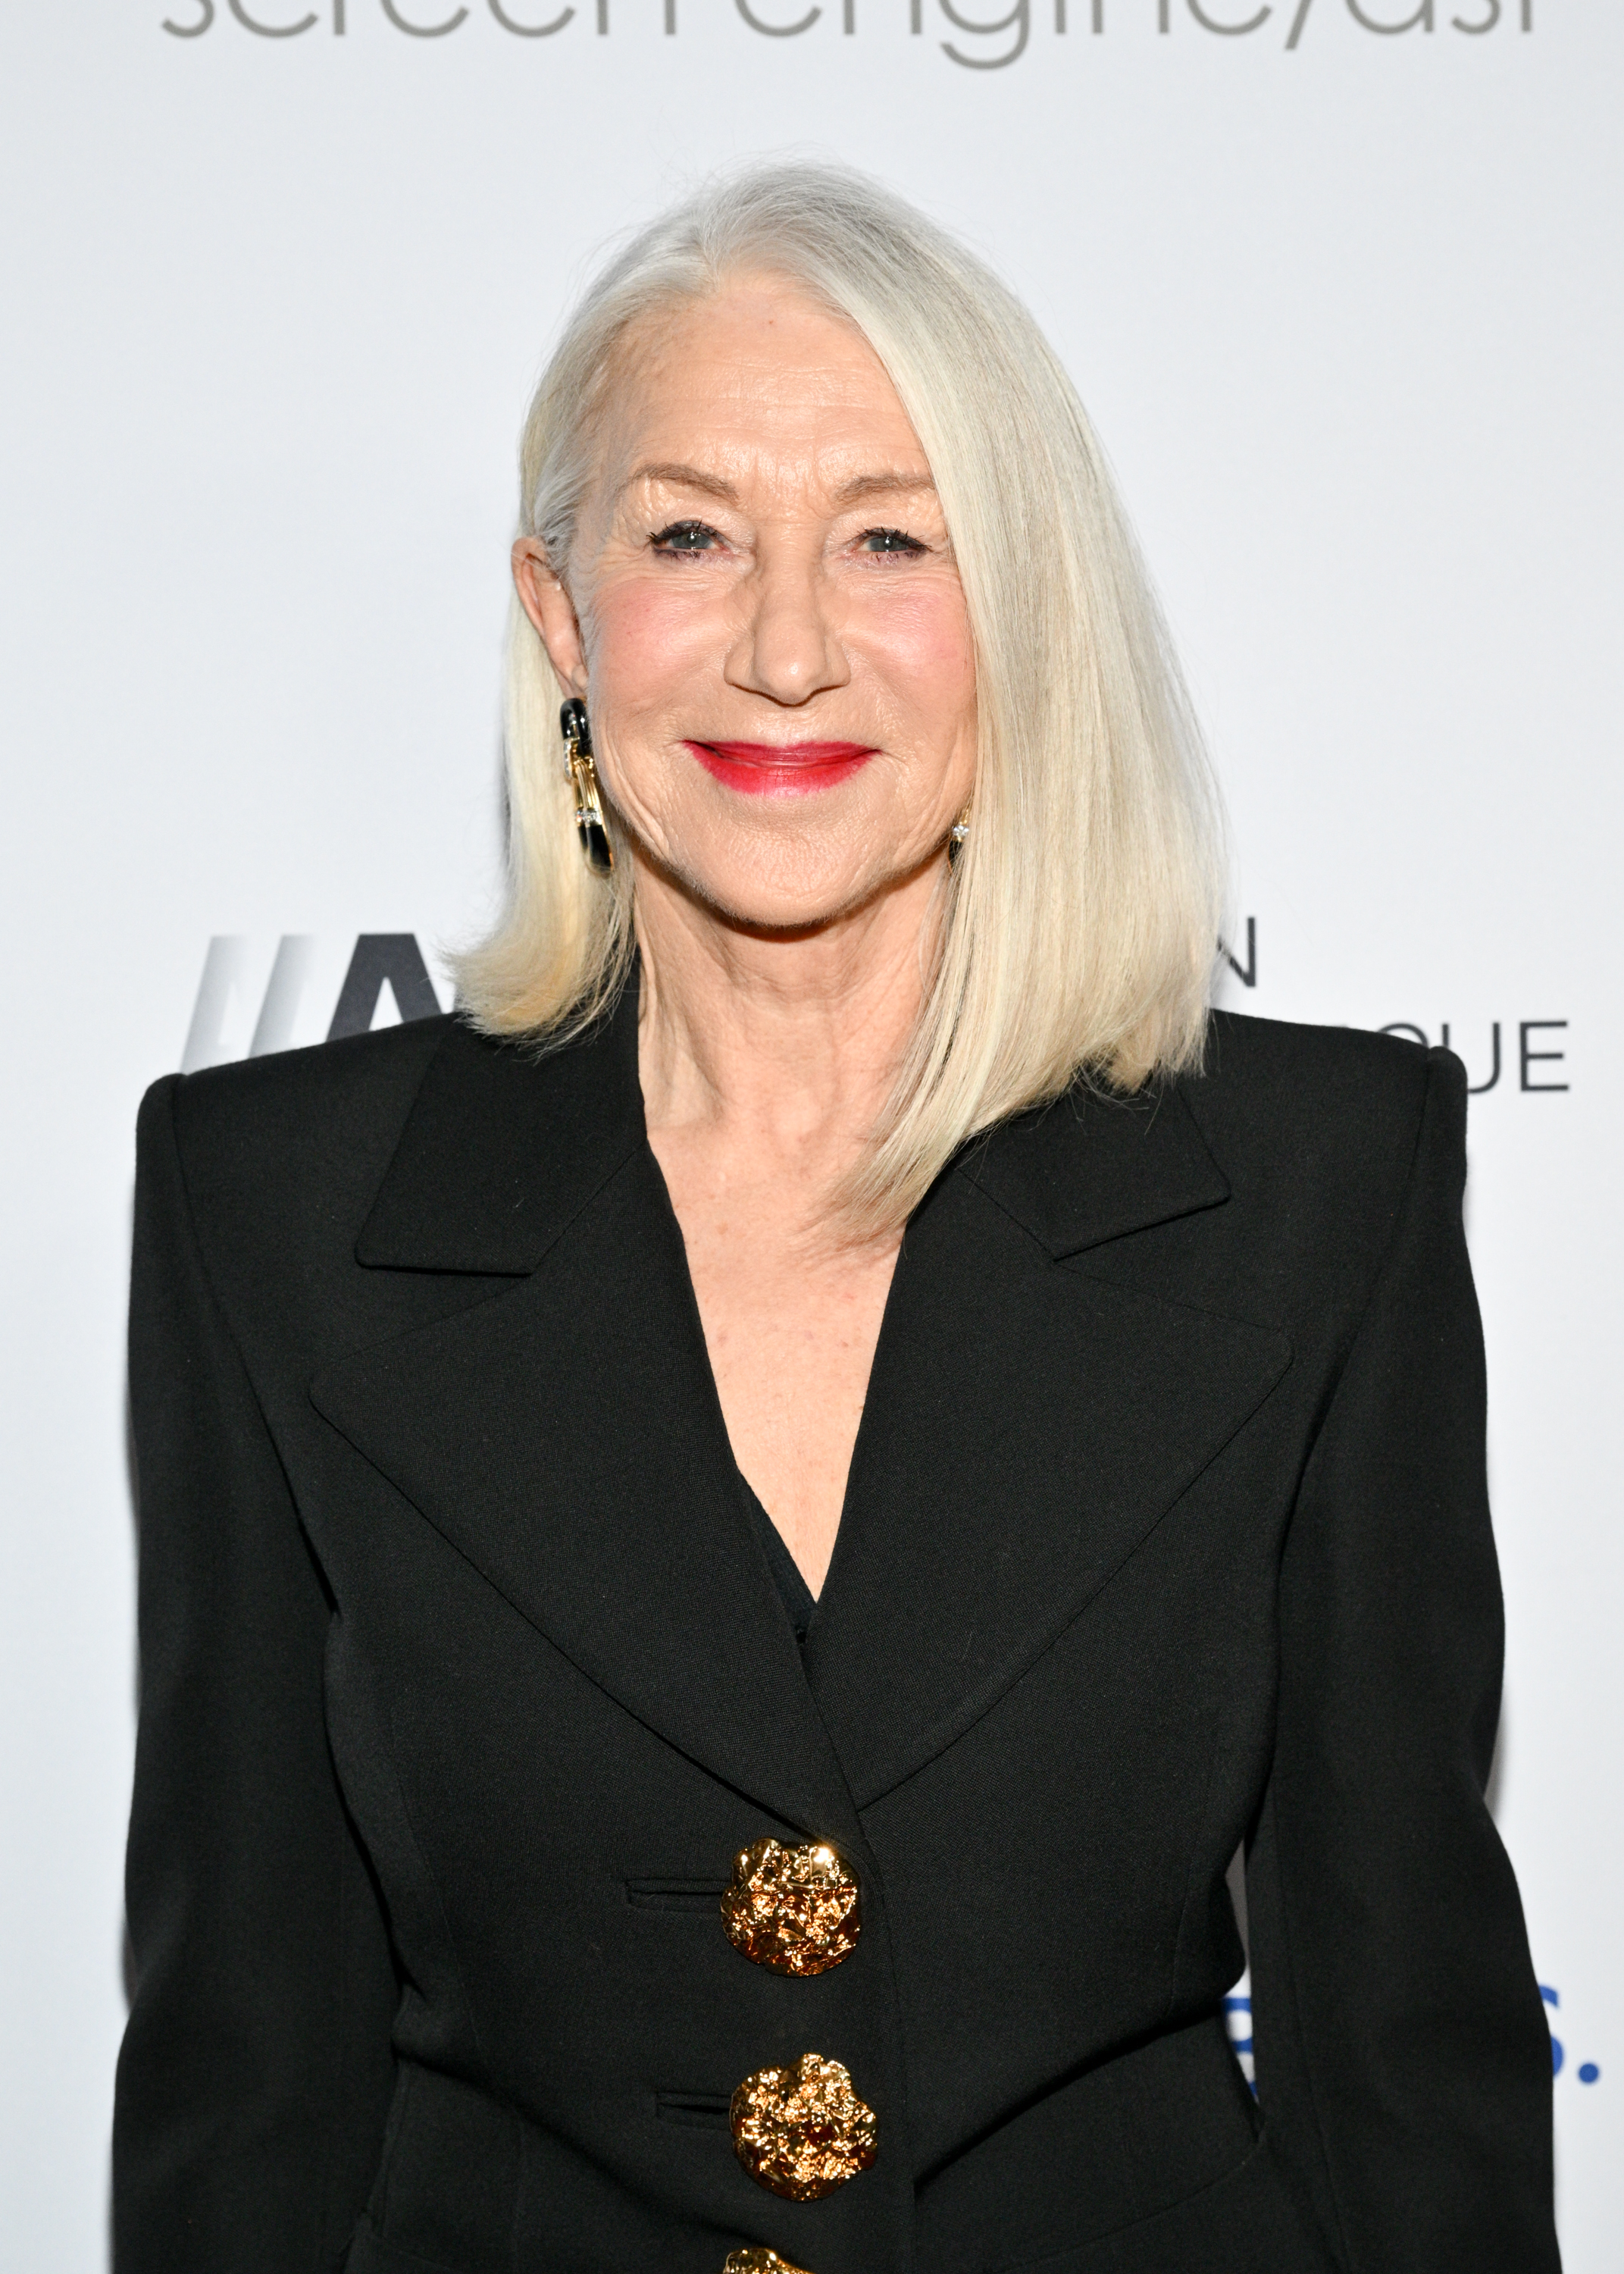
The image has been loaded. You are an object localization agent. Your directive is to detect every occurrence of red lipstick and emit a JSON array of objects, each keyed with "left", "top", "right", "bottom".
[{"left": 684, "top": 739, "right": 877, "bottom": 797}]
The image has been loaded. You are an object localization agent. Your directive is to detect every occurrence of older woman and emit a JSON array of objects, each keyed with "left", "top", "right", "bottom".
[{"left": 114, "top": 166, "right": 1558, "bottom": 2274}]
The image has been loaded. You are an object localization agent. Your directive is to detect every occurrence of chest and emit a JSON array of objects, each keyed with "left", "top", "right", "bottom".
[{"left": 649, "top": 1144, "right": 902, "bottom": 1596}]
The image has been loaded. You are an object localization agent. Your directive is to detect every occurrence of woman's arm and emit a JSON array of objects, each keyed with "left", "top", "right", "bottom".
[
  {"left": 1244, "top": 1048, "right": 1560, "bottom": 2271},
  {"left": 114, "top": 1075, "right": 399, "bottom": 2274}
]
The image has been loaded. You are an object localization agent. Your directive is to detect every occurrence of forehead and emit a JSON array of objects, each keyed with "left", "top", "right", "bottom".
[{"left": 596, "top": 276, "right": 926, "bottom": 494}]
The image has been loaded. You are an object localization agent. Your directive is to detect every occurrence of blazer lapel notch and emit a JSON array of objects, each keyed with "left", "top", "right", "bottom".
[
  {"left": 353, "top": 988, "right": 646, "bottom": 1279},
  {"left": 961, "top": 1073, "right": 1230, "bottom": 1261}
]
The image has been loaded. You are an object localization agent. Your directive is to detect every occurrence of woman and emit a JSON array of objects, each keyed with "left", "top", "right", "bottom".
[{"left": 114, "top": 165, "right": 1559, "bottom": 2274}]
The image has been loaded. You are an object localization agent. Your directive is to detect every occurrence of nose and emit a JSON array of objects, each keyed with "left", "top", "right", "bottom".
[{"left": 723, "top": 543, "right": 850, "bottom": 706}]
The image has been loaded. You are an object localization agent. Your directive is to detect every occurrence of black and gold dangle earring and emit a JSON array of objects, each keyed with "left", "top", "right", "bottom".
[
  {"left": 560, "top": 698, "right": 614, "bottom": 876},
  {"left": 947, "top": 802, "right": 972, "bottom": 867}
]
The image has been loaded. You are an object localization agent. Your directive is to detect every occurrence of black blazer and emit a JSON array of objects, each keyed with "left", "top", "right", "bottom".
[{"left": 114, "top": 990, "right": 1559, "bottom": 2274}]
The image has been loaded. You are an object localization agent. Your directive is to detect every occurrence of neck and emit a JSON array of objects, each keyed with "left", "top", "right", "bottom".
[{"left": 632, "top": 853, "right": 943, "bottom": 1208}]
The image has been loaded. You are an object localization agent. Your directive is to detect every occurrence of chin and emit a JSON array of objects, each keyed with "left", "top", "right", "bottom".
[
  {"left": 703, "top": 878, "right": 875, "bottom": 935},
  {"left": 674, "top": 847, "right": 903, "bottom": 935},
  {"left": 625, "top": 789, "right": 947, "bottom": 932}
]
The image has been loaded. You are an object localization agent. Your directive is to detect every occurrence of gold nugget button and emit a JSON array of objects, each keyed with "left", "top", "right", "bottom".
[
  {"left": 722, "top": 2254, "right": 812, "bottom": 2274},
  {"left": 730, "top": 2052, "right": 877, "bottom": 2200},
  {"left": 720, "top": 1839, "right": 860, "bottom": 1976}
]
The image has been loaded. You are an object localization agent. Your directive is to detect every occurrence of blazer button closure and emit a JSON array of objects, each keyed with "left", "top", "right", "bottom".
[
  {"left": 720, "top": 1840, "right": 861, "bottom": 1975},
  {"left": 722, "top": 2254, "right": 813, "bottom": 2274},
  {"left": 730, "top": 2053, "right": 878, "bottom": 2200}
]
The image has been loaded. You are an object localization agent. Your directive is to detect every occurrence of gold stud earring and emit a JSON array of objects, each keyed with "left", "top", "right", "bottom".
[
  {"left": 561, "top": 698, "right": 614, "bottom": 877},
  {"left": 947, "top": 802, "right": 972, "bottom": 866}
]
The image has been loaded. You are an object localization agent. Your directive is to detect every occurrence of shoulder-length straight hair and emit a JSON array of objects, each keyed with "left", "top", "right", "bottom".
[{"left": 454, "top": 161, "right": 1225, "bottom": 1233}]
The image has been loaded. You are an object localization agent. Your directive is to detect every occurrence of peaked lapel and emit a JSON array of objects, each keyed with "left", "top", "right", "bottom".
[
  {"left": 354, "top": 998, "right": 646, "bottom": 1275},
  {"left": 960, "top": 1073, "right": 1232, "bottom": 1257},
  {"left": 806, "top": 1082, "right": 1292, "bottom": 1806},
  {"left": 313, "top": 997, "right": 860, "bottom": 1840}
]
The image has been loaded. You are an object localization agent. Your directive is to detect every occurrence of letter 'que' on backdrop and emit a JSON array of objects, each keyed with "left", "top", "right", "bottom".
[{"left": 0, "top": 3, "right": 1617, "bottom": 2264}]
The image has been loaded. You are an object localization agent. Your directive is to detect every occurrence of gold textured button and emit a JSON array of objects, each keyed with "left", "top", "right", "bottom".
[
  {"left": 720, "top": 1840, "right": 861, "bottom": 1976},
  {"left": 730, "top": 2051, "right": 877, "bottom": 2200},
  {"left": 722, "top": 2254, "right": 812, "bottom": 2274}
]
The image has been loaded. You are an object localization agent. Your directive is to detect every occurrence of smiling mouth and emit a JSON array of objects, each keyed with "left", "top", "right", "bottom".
[{"left": 684, "top": 740, "right": 878, "bottom": 796}]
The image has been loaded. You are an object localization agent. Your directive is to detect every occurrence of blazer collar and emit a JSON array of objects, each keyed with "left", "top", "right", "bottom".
[
  {"left": 958, "top": 1073, "right": 1230, "bottom": 1260},
  {"left": 354, "top": 983, "right": 646, "bottom": 1276},
  {"left": 319, "top": 1000, "right": 1274, "bottom": 1825},
  {"left": 355, "top": 994, "right": 1230, "bottom": 1277}
]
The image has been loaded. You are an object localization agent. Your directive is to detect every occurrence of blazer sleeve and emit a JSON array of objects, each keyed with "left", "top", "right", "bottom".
[
  {"left": 1244, "top": 1048, "right": 1560, "bottom": 2271},
  {"left": 114, "top": 1076, "right": 399, "bottom": 2274}
]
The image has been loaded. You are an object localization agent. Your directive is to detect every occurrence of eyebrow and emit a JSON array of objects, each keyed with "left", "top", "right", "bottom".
[
  {"left": 831, "top": 470, "right": 937, "bottom": 506},
  {"left": 618, "top": 462, "right": 937, "bottom": 509},
  {"left": 621, "top": 462, "right": 739, "bottom": 504}
]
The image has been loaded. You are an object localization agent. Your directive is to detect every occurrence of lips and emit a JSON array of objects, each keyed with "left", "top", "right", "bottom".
[{"left": 684, "top": 740, "right": 878, "bottom": 797}]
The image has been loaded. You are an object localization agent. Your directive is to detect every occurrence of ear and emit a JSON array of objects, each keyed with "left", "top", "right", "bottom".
[{"left": 512, "top": 539, "right": 587, "bottom": 696}]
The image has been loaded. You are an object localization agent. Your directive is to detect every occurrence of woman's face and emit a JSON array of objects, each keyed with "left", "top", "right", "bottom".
[{"left": 515, "top": 276, "right": 978, "bottom": 932}]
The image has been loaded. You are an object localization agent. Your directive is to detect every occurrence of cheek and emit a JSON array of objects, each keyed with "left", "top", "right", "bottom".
[
  {"left": 587, "top": 577, "right": 717, "bottom": 707},
  {"left": 862, "top": 587, "right": 978, "bottom": 732}
]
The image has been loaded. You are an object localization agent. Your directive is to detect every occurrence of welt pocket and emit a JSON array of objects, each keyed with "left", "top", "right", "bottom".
[
  {"left": 656, "top": 2091, "right": 732, "bottom": 2130},
  {"left": 625, "top": 1878, "right": 727, "bottom": 1913}
]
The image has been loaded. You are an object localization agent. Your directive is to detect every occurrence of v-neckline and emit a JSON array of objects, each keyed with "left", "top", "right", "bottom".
[
  {"left": 737, "top": 1467, "right": 818, "bottom": 1645},
  {"left": 637, "top": 1126, "right": 895, "bottom": 1618},
  {"left": 329, "top": 982, "right": 1286, "bottom": 1819},
  {"left": 632, "top": 970, "right": 906, "bottom": 1621}
]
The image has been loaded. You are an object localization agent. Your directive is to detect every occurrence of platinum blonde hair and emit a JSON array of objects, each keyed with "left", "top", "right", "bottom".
[{"left": 454, "top": 161, "right": 1225, "bottom": 1231}]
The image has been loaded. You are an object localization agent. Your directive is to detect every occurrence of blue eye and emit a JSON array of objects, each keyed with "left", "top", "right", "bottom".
[
  {"left": 859, "top": 528, "right": 927, "bottom": 556},
  {"left": 652, "top": 521, "right": 720, "bottom": 553}
]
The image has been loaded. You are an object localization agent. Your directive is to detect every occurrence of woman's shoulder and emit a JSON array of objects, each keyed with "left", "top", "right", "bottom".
[
  {"left": 1193, "top": 1007, "right": 1459, "bottom": 1123},
  {"left": 1178, "top": 1007, "right": 1465, "bottom": 1226},
  {"left": 137, "top": 1017, "right": 459, "bottom": 1284},
  {"left": 150, "top": 1013, "right": 455, "bottom": 1186},
  {"left": 137, "top": 1005, "right": 641, "bottom": 1300}
]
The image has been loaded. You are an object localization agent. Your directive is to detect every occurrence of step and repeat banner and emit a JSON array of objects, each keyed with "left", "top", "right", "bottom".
[{"left": 1, "top": 2, "right": 1617, "bottom": 2263}]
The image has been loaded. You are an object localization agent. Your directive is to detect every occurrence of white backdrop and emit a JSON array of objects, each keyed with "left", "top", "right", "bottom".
[{"left": 2, "top": 2, "right": 1617, "bottom": 2264}]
